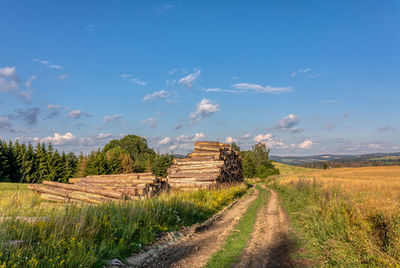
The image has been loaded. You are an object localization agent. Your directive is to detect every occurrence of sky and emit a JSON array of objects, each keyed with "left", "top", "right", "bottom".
[{"left": 0, "top": 0, "right": 399, "bottom": 156}]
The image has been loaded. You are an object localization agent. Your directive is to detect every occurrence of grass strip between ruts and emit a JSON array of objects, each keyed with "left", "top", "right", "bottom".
[{"left": 204, "top": 184, "right": 269, "bottom": 268}]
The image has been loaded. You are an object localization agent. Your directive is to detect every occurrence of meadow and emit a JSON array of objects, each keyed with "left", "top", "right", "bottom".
[
  {"left": 273, "top": 163, "right": 400, "bottom": 266},
  {"left": 0, "top": 182, "right": 247, "bottom": 267}
]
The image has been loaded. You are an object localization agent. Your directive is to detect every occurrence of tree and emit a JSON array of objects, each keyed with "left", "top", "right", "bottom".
[
  {"left": 103, "top": 135, "right": 156, "bottom": 172},
  {"left": 0, "top": 141, "right": 10, "bottom": 182},
  {"left": 151, "top": 154, "right": 173, "bottom": 177}
]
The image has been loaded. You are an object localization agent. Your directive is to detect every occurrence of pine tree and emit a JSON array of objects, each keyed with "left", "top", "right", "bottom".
[
  {"left": 21, "top": 143, "right": 35, "bottom": 183},
  {"left": 0, "top": 141, "right": 10, "bottom": 182}
]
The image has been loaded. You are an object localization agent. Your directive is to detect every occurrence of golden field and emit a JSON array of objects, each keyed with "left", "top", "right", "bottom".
[{"left": 276, "top": 163, "right": 400, "bottom": 215}]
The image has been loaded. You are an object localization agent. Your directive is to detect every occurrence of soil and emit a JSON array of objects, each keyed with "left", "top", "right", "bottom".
[
  {"left": 233, "top": 187, "right": 292, "bottom": 268},
  {"left": 122, "top": 186, "right": 293, "bottom": 268}
]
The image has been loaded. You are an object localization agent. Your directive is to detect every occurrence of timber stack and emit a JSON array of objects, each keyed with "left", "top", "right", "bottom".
[
  {"left": 167, "top": 141, "right": 243, "bottom": 189},
  {"left": 28, "top": 172, "right": 169, "bottom": 204}
]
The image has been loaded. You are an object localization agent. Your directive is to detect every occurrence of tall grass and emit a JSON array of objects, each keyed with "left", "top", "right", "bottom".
[
  {"left": 273, "top": 165, "right": 400, "bottom": 266},
  {"left": 0, "top": 183, "right": 247, "bottom": 267}
]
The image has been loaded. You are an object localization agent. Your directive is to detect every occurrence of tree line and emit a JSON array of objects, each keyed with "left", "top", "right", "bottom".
[
  {"left": 232, "top": 142, "right": 280, "bottom": 178},
  {"left": 0, "top": 134, "right": 278, "bottom": 183},
  {"left": 0, "top": 135, "right": 173, "bottom": 183}
]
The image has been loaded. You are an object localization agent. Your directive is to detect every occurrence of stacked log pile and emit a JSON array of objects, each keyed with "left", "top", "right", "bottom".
[
  {"left": 28, "top": 173, "right": 169, "bottom": 204},
  {"left": 167, "top": 141, "right": 243, "bottom": 189}
]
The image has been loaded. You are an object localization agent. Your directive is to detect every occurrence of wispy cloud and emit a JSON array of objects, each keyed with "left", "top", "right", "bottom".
[
  {"left": 67, "top": 109, "right": 91, "bottom": 119},
  {"left": 291, "top": 68, "right": 311, "bottom": 77},
  {"left": 179, "top": 69, "right": 201, "bottom": 89},
  {"left": 378, "top": 126, "right": 395, "bottom": 132},
  {"left": 33, "top": 59, "right": 49, "bottom": 65},
  {"left": 155, "top": 4, "right": 174, "bottom": 14},
  {"left": 174, "top": 124, "right": 183, "bottom": 130},
  {"left": 104, "top": 113, "right": 122, "bottom": 123},
  {"left": 33, "top": 59, "right": 63, "bottom": 70},
  {"left": 323, "top": 122, "right": 335, "bottom": 130},
  {"left": 16, "top": 107, "right": 41, "bottom": 126},
  {"left": 0, "top": 116, "right": 15, "bottom": 133},
  {"left": 190, "top": 99, "right": 220, "bottom": 123},
  {"left": 120, "top": 74, "right": 147, "bottom": 86},
  {"left": 323, "top": 100, "right": 339, "bottom": 103},
  {"left": 141, "top": 117, "right": 158, "bottom": 128},
  {"left": 158, "top": 137, "right": 171, "bottom": 145},
  {"left": 233, "top": 83, "right": 292, "bottom": 93},
  {"left": 0, "top": 66, "right": 33, "bottom": 103},
  {"left": 58, "top": 74, "right": 69, "bottom": 80},
  {"left": 45, "top": 105, "right": 61, "bottom": 120},
  {"left": 143, "top": 90, "right": 169, "bottom": 102}
]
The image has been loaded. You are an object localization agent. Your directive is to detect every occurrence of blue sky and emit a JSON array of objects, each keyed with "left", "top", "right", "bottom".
[{"left": 0, "top": 0, "right": 399, "bottom": 155}]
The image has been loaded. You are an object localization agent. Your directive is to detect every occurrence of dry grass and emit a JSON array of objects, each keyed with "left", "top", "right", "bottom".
[
  {"left": 273, "top": 163, "right": 400, "bottom": 266},
  {"left": 276, "top": 163, "right": 400, "bottom": 216}
]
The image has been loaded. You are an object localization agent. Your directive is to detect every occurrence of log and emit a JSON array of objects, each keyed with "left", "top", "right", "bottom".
[
  {"left": 42, "top": 181, "right": 126, "bottom": 199},
  {"left": 29, "top": 184, "right": 116, "bottom": 203}
]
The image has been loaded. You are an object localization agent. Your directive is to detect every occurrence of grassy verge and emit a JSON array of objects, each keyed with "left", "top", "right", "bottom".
[
  {"left": 0, "top": 184, "right": 247, "bottom": 267},
  {"left": 273, "top": 180, "right": 400, "bottom": 266},
  {"left": 205, "top": 185, "right": 269, "bottom": 268}
]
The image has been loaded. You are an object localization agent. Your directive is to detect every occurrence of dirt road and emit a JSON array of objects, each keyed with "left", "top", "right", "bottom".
[
  {"left": 124, "top": 186, "right": 291, "bottom": 268},
  {"left": 234, "top": 188, "right": 291, "bottom": 268}
]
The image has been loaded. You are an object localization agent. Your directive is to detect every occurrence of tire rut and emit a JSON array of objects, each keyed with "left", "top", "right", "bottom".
[
  {"left": 234, "top": 187, "right": 291, "bottom": 268},
  {"left": 127, "top": 187, "right": 259, "bottom": 268}
]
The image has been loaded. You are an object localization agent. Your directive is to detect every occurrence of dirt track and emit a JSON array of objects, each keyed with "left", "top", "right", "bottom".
[
  {"left": 234, "top": 188, "right": 291, "bottom": 267},
  {"left": 124, "top": 185, "right": 291, "bottom": 268}
]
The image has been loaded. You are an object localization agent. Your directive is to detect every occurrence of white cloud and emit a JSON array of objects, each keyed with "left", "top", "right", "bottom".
[
  {"left": 33, "top": 59, "right": 49, "bottom": 65},
  {"left": 25, "top": 75, "right": 36, "bottom": 88},
  {"left": 299, "top": 140, "right": 313, "bottom": 149},
  {"left": 0, "top": 66, "right": 35, "bottom": 103},
  {"left": 0, "top": 66, "right": 19, "bottom": 92},
  {"left": 179, "top": 69, "right": 201, "bottom": 89},
  {"left": 158, "top": 137, "right": 171, "bottom": 145},
  {"left": 49, "top": 65, "right": 63, "bottom": 70},
  {"left": 277, "top": 114, "right": 301, "bottom": 132},
  {"left": 291, "top": 68, "right": 311, "bottom": 77},
  {"left": 120, "top": 74, "right": 147, "bottom": 86},
  {"left": 141, "top": 117, "right": 158, "bottom": 128},
  {"left": 168, "top": 68, "right": 178, "bottom": 75},
  {"left": 176, "top": 133, "right": 206, "bottom": 142},
  {"left": 233, "top": 83, "right": 292, "bottom": 93},
  {"left": 190, "top": 99, "right": 220, "bottom": 123},
  {"left": 143, "top": 90, "right": 169, "bottom": 102},
  {"left": 104, "top": 113, "right": 122, "bottom": 123},
  {"left": 225, "top": 136, "right": 235, "bottom": 143},
  {"left": 67, "top": 109, "right": 91, "bottom": 119},
  {"left": 323, "top": 100, "right": 339, "bottom": 103},
  {"left": 253, "top": 133, "right": 273, "bottom": 143},
  {"left": 41, "top": 132, "right": 76, "bottom": 145}
]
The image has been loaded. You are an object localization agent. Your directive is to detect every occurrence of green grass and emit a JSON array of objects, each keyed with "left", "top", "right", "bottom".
[
  {"left": 0, "top": 184, "right": 247, "bottom": 267},
  {"left": 204, "top": 185, "right": 269, "bottom": 268}
]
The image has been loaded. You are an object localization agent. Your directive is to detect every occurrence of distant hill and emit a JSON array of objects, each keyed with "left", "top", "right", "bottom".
[{"left": 270, "top": 152, "right": 400, "bottom": 168}]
